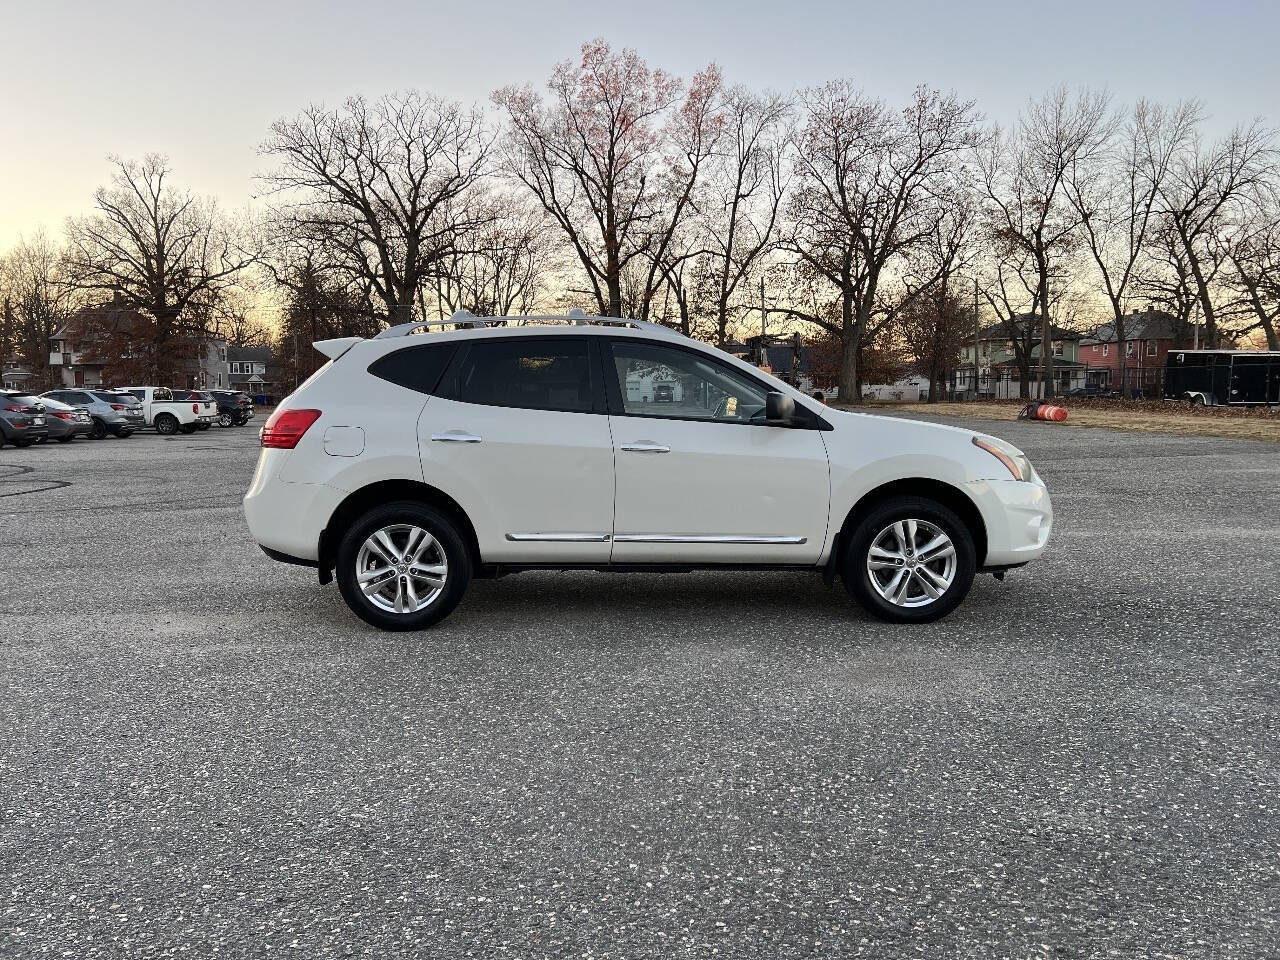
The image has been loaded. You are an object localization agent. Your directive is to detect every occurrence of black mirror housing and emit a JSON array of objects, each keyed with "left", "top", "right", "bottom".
[{"left": 765, "top": 391, "right": 796, "bottom": 425}]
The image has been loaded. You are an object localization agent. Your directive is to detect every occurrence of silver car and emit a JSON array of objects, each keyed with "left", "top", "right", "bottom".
[
  {"left": 41, "top": 389, "right": 142, "bottom": 439},
  {"left": 35, "top": 395, "right": 93, "bottom": 442}
]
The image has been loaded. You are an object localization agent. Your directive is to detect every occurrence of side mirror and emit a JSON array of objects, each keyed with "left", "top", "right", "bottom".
[{"left": 765, "top": 391, "right": 796, "bottom": 425}]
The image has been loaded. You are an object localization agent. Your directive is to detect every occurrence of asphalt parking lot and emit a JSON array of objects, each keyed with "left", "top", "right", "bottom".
[{"left": 2, "top": 416, "right": 1278, "bottom": 958}]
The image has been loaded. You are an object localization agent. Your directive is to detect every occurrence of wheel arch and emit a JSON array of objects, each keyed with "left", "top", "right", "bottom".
[
  {"left": 830, "top": 477, "right": 989, "bottom": 575},
  {"left": 319, "top": 479, "right": 483, "bottom": 582}
]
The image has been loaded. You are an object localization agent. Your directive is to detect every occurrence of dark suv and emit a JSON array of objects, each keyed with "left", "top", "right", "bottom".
[
  {"left": 0, "top": 392, "right": 50, "bottom": 448},
  {"left": 208, "top": 389, "right": 255, "bottom": 426}
]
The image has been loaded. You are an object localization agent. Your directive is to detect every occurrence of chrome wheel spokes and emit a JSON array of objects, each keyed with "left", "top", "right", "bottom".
[
  {"left": 356, "top": 523, "right": 448, "bottom": 615},
  {"left": 865, "top": 518, "right": 957, "bottom": 608}
]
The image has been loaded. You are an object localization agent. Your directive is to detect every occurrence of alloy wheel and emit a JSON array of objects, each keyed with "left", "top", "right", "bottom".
[
  {"left": 355, "top": 524, "right": 449, "bottom": 615},
  {"left": 865, "top": 518, "right": 957, "bottom": 608}
]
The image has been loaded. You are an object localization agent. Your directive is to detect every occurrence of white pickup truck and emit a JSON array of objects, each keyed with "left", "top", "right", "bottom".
[{"left": 119, "top": 386, "right": 216, "bottom": 435}]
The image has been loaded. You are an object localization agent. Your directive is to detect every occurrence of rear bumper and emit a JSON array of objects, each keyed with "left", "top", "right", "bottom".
[
  {"left": 967, "top": 478, "right": 1053, "bottom": 567},
  {"left": 243, "top": 451, "right": 344, "bottom": 562}
]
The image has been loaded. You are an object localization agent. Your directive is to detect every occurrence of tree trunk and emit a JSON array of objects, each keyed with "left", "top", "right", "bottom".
[
  {"left": 837, "top": 293, "right": 859, "bottom": 405},
  {"left": 1036, "top": 259, "right": 1056, "bottom": 399}
]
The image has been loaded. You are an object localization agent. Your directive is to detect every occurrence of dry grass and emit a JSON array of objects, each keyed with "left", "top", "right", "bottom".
[{"left": 845, "top": 400, "right": 1280, "bottom": 444}]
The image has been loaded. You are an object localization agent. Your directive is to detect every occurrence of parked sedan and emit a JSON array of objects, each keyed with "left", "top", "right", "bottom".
[
  {"left": 41, "top": 388, "right": 141, "bottom": 438},
  {"left": 0, "top": 391, "right": 49, "bottom": 448},
  {"left": 36, "top": 396, "right": 93, "bottom": 442}
]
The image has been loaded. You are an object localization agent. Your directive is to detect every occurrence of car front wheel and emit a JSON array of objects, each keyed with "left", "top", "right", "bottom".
[
  {"left": 154, "top": 414, "right": 178, "bottom": 435},
  {"left": 335, "top": 502, "right": 472, "bottom": 631},
  {"left": 843, "top": 496, "right": 976, "bottom": 624}
]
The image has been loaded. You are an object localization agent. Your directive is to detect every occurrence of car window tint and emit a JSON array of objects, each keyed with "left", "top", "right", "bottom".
[
  {"left": 454, "top": 340, "right": 594, "bottom": 413},
  {"left": 609, "top": 341, "right": 769, "bottom": 423},
  {"left": 368, "top": 343, "right": 457, "bottom": 396}
]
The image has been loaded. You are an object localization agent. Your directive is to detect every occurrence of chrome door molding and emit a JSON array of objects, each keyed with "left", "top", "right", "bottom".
[
  {"left": 505, "top": 532, "right": 613, "bottom": 542},
  {"left": 619, "top": 441, "right": 671, "bottom": 454},
  {"left": 612, "top": 534, "right": 807, "bottom": 544},
  {"left": 431, "top": 431, "right": 483, "bottom": 443}
]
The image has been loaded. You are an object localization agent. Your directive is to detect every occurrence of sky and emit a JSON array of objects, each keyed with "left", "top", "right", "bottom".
[{"left": 1, "top": 0, "right": 1278, "bottom": 248}]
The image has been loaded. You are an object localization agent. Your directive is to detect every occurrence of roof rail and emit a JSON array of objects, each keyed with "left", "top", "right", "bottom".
[{"left": 372, "top": 309, "right": 688, "bottom": 340}]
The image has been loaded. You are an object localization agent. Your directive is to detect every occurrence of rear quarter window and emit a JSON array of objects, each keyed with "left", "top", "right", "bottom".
[{"left": 368, "top": 344, "right": 457, "bottom": 396}]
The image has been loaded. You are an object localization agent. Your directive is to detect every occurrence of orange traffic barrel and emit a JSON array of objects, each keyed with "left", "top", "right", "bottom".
[{"left": 1018, "top": 402, "right": 1068, "bottom": 422}]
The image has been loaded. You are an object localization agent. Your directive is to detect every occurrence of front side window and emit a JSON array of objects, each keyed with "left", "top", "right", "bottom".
[
  {"left": 452, "top": 339, "right": 594, "bottom": 413},
  {"left": 609, "top": 341, "right": 770, "bottom": 423}
]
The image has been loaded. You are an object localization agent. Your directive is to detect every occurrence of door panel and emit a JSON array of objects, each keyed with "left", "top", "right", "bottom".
[
  {"left": 416, "top": 336, "right": 614, "bottom": 563},
  {"left": 610, "top": 417, "right": 829, "bottom": 563},
  {"left": 603, "top": 336, "right": 831, "bottom": 564}
]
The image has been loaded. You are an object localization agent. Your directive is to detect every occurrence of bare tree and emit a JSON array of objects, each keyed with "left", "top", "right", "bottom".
[
  {"left": 493, "top": 39, "right": 721, "bottom": 318},
  {"left": 0, "top": 232, "right": 75, "bottom": 387},
  {"left": 782, "top": 82, "right": 979, "bottom": 402},
  {"left": 977, "top": 86, "right": 1115, "bottom": 398},
  {"left": 425, "top": 191, "right": 559, "bottom": 318},
  {"left": 898, "top": 197, "right": 978, "bottom": 401},
  {"left": 63, "top": 155, "right": 258, "bottom": 383},
  {"left": 263, "top": 92, "right": 490, "bottom": 326},
  {"left": 1224, "top": 187, "right": 1280, "bottom": 348},
  {"left": 1154, "top": 118, "right": 1276, "bottom": 347},
  {"left": 701, "top": 86, "right": 790, "bottom": 346},
  {"left": 1068, "top": 100, "right": 1194, "bottom": 393}
]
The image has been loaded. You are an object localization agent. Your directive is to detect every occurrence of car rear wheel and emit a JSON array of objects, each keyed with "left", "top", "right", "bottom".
[
  {"left": 88, "top": 418, "right": 108, "bottom": 440},
  {"left": 842, "top": 496, "right": 976, "bottom": 624},
  {"left": 155, "top": 414, "right": 179, "bottom": 435},
  {"left": 336, "top": 502, "right": 471, "bottom": 632},
  {"left": 218, "top": 412, "right": 234, "bottom": 427}
]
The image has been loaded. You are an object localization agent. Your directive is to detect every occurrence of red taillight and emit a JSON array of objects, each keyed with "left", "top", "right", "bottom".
[
  {"left": 4, "top": 404, "right": 27, "bottom": 413},
  {"left": 192, "top": 403, "right": 199, "bottom": 414},
  {"left": 260, "top": 408, "right": 322, "bottom": 449},
  {"left": 52, "top": 411, "right": 74, "bottom": 420},
  {"left": 110, "top": 403, "right": 128, "bottom": 411}
]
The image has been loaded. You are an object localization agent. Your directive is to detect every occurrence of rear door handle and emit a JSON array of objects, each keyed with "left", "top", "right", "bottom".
[
  {"left": 431, "top": 431, "right": 483, "bottom": 443},
  {"left": 620, "top": 441, "right": 670, "bottom": 453}
]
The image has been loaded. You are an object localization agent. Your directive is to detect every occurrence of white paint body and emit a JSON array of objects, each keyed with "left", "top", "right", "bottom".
[
  {"left": 119, "top": 386, "right": 205, "bottom": 428},
  {"left": 243, "top": 326, "right": 1052, "bottom": 572}
]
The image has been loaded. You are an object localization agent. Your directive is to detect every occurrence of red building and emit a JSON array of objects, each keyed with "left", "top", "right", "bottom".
[{"left": 1078, "top": 309, "right": 1191, "bottom": 395}]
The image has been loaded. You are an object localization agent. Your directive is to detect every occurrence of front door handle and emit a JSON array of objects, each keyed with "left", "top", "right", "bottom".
[
  {"left": 431, "top": 431, "right": 483, "bottom": 443},
  {"left": 620, "top": 441, "right": 670, "bottom": 454}
]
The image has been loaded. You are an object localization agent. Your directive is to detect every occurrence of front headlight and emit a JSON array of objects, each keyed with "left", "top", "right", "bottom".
[{"left": 972, "top": 436, "right": 1031, "bottom": 482}]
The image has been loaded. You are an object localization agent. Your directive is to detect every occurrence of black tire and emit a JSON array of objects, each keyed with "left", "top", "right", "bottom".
[
  {"left": 218, "top": 412, "right": 234, "bottom": 427},
  {"left": 336, "top": 501, "right": 472, "bottom": 632},
  {"left": 87, "top": 417, "right": 108, "bottom": 440},
  {"left": 155, "top": 413, "right": 179, "bottom": 436},
  {"left": 842, "top": 495, "right": 976, "bottom": 624},
  {"left": 14, "top": 439, "right": 31, "bottom": 448}
]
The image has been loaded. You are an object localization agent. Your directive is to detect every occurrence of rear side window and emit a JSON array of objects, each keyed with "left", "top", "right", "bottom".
[
  {"left": 368, "top": 344, "right": 457, "bottom": 396},
  {"left": 452, "top": 339, "right": 595, "bottom": 413}
]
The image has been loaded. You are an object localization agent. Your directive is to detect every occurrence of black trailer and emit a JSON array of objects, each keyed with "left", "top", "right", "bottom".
[{"left": 1164, "top": 350, "right": 1280, "bottom": 406}]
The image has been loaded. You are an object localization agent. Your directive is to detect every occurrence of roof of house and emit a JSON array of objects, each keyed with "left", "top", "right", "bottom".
[
  {"left": 1080, "top": 309, "right": 1180, "bottom": 344},
  {"left": 975, "top": 317, "right": 1082, "bottom": 341},
  {"left": 227, "top": 345, "right": 272, "bottom": 363}
]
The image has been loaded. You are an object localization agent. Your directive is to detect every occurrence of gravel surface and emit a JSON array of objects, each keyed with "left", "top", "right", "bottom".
[{"left": 1, "top": 417, "right": 1277, "bottom": 958}]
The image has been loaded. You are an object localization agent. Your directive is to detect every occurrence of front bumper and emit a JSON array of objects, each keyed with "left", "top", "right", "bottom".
[{"left": 966, "top": 477, "right": 1053, "bottom": 567}]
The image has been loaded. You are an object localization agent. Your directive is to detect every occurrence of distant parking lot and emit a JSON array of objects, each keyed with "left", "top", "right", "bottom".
[{"left": 2, "top": 418, "right": 1278, "bottom": 957}]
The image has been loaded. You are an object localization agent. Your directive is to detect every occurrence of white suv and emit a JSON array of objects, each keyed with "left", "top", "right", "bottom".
[{"left": 244, "top": 313, "right": 1052, "bottom": 631}]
